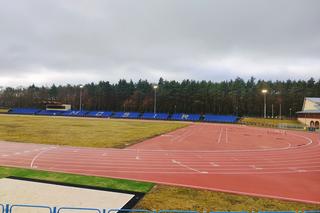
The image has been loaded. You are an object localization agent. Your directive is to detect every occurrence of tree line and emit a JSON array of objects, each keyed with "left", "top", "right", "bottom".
[{"left": 0, "top": 77, "right": 319, "bottom": 117}]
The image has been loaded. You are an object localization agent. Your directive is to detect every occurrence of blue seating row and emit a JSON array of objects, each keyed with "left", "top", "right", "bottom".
[
  {"left": 8, "top": 108, "right": 238, "bottom": 123},
  {"left": 9, "top": 108, "right": 41, "bottom": 115},
  {"left": 204, "top": 114, "right": 238, "bottom": 123},
  {"left": 171, "top": 113, "right": 201, "bottom": 121}
]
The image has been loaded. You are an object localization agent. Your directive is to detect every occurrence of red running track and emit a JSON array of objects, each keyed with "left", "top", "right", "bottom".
[{"left": 0, "top": 123, "right": 319, "bottom": 204}]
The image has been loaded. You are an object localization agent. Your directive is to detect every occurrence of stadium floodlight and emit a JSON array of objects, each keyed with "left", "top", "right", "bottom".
[
  {"left": 79, "top": 85, "right": 84, "bottom": 111},
  {"left": 261, "top": 89, "right": 268, "bottom": 118},
  {"left": 153, "top": 85, "right": 158, "bottom": 113}
]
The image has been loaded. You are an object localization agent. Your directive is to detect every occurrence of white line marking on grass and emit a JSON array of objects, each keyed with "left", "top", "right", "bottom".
[
  {"left": 30, "top": 147, "right": 57, "bottom": 168},
  {"left": 172, "top": 159, "right": 208, "bottom": 174}
]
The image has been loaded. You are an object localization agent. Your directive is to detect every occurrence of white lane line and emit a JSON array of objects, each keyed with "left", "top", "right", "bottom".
[
  {"left": 135, "top": 149, "right": 140, "bottom": 160},
  {"left": 249, "top": 165, "right": 263, "bottom": 170},
  {"left": 210, "top": 162, "right": 220, "bottom": 167},
  {"left": 30, "top": 147, "right": 57, "bottom": 168},
  {"left": 172, "top": 159, "right": 208, "bottom": 174},
  {"left": 217, "top": 128, "right": 223, "bottom": 144},
  {"left": 14, "top": 152, "right": 21, "bottom": 155},
  {"left": 1, "top": 154, "right": 8, "bottom": 157},
  {"left": 225, "top": 128, "right": 228, "bottom": 143}
]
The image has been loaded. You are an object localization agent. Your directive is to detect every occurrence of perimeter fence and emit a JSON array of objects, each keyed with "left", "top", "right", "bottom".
[{"left": 0, "top": 204, "right": 319, "bottom": 213}]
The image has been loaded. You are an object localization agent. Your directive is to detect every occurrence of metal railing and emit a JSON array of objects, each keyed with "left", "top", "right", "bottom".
[{"left": 0, "top": 204, "right": 319, "bottom": 213}]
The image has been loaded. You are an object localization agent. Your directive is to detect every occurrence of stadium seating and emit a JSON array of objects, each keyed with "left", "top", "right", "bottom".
[
  {"left": 204, "top": 114, "right": 238, "bottom": 123},
  {"left": 112, "top": 112, "right": 140, "bottom": 119},
  {"left": 86, "top": 111, "right": 113, "bottom": 118},
  {"left": 141, "top": 113, "right": 169, "bottom": 120},
  {"left": 37, "top": 110, "right": 63, "bottom": 116},
  {"left": 170, "top": 113, "right": 201, "bottom": 121},
  {"left": 9, "top": 108, "right": 41, "bottom": 115},
  {"left": 61, "top": 110, "right": 89, "bottom": 117}
]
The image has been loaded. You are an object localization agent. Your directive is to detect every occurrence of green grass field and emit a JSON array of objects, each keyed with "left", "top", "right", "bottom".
[
  {"left": 0, "top": 114, "right": 187, "bottom": 148},
  {"left": 241, "top": 117, "right": 302, "bottom": 126},
  {"left": 0, "top": 166, "right": 153, "bottom": 193},
  {"left": 136, "top": 185, "right": 320, "bottom": 211}
]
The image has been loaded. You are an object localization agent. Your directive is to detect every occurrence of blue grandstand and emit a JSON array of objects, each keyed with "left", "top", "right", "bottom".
[
  {"left": 86, "top": 111, "right": 112, "bottom": 118},
  {"left": 112, "top": 112, "right": 140, "bottom": 119},
  {"left": 141, "top": 113, "right": 169, "bottom": 120},
  {"left": 170, "top": 113, "right": 201, "bottom": 121},
  {"left": 9, "top": 108, "right": 41, "bottom": 115},
  {"left": 61, "top": 110, "right": 89, "bottom": 117},
  {"left": 204, "top": 114, "right": 238, "bottom": 123},
  {"left": 37, "top": 110, "right": 63, "bottom": 116}
]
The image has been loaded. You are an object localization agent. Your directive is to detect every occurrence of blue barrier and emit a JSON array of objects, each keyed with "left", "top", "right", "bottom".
[
  {"left": 0, "top": 204, "right": 319, "bottom": 213},
  {"left": 57, "top": 207, "right": 101, "bottom": 213},
  {"left": 9, "top": 204, "right": 52, "bottom": 213}
]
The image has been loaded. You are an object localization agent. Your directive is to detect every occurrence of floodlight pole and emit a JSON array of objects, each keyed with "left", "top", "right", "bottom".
[
  {"left": 153, "top": 85, "right": 158, "bottom": 114},
  {"left": 79, "top": 85, "right": 83, "bottom": 111},
  {"left": 262, "top": 89, "right": 268, "bottom": 118}
]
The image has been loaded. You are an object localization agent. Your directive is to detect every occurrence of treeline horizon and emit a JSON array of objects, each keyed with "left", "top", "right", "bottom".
[{"left": 1, "top": 77, "right": 319, "bottom": 117}]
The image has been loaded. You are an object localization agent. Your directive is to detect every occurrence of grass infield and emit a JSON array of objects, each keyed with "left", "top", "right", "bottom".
[
  {"left": 135, "top": 185, "right": 320, "bottom": 211},
  {"left": 0, "top": 166, "right": 153, "bottom": 193},
  {"left": 241, "top": 117, "right": 302, "bottom": 126},
  {"left": 0, "top": 114, "right": 187, "bottom": 148}
]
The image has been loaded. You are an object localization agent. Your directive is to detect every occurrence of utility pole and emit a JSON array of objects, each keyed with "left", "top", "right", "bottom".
[
  {"left": 153, "top": 85, "right": 158, "bottom": 114},
  {"left": 262, "top": 89, "right": 268, "bottom": 118}
]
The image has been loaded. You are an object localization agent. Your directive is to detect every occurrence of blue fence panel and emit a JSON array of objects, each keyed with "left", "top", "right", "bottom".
[
  {"left": 57, "top": 207, "right": 101, "bottom": 213},
  {"left": 304, "top": 211, "right": 320, "bottom": 213},
  {"left": 9, "top": 204, "right": 52, "bottom": 213}
]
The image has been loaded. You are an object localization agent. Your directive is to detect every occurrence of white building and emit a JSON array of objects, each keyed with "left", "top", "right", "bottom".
[{"left": 296, "top": 97, "right": 320, "bottom": 129}]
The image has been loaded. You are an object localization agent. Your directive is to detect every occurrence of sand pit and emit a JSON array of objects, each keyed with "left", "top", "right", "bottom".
[{"left": 0, "top": 177, "right": 140, "bottom": 213}]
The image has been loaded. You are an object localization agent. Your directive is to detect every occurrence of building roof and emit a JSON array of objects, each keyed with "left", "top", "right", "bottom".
[{"left": 301, "top": 97, "right": 320, "bottom": 112}]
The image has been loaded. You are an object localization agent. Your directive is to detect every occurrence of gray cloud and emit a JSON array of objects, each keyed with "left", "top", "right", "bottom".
[{"left": 0, "top": 0, "right": 320, "bottom": 86}]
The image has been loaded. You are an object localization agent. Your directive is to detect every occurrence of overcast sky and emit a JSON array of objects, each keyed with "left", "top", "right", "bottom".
[{"left": 0, "top": 0, "right": 320, "bottom": 87}]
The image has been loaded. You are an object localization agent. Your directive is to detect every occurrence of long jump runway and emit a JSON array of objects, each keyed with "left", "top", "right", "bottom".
[{"left": 0, "top": 123, "right": 320, "bottom": 204}]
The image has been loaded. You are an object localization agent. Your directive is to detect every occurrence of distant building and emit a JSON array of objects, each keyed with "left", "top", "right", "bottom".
[{"left": 296, "top": 97, "right": 320, "bottom": 129}]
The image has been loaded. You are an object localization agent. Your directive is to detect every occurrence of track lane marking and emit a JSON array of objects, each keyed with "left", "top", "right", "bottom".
[
  {"left": 30, "top": 147, "right": 57, "bottom": 168},
  {"left": 171, "top": 159, "right": 208, "bottom": 174}
]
